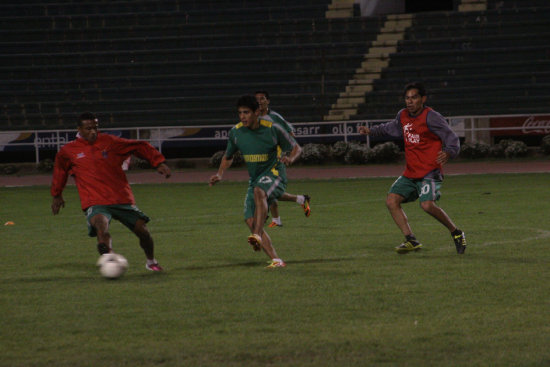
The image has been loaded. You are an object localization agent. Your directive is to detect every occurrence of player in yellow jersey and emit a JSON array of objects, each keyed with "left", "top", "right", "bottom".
[
  {"left": 209, "top": 95, "right": 302, "bottom": 268},
  {"left": 255, "top": 90, "right": 311, "bottom": 228}
]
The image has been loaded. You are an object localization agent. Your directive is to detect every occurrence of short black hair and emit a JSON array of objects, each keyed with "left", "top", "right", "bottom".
[
  {"left": 403, "top": 82, "right": 426, "bottom": 97},
  {"left": 78, "top": 112, "right": 98, "bottom": 126},
  {"left": 254, "top": 90, "right": 270, "bottom": 100},
  {"left": 236, "top": 95, "right": 259, "bottom": 111}
]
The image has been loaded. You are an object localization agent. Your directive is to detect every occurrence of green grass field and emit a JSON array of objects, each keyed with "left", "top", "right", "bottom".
[{"left": 1, "top": 173, "right": 549, "bottom": 367}]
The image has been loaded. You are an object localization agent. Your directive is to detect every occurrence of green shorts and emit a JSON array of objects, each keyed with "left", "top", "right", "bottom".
[
  {"left": 243, "top": 172, "right": 287, "bottom": 220},
  {"left": 389, "top": 176, "right": 442, "bottom": 203},
  {"left": 85, "top": 204, "right": 150, "bottom": 237}
]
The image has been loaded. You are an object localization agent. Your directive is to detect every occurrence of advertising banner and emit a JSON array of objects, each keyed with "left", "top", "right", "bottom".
[
  {"left": 0, "top": 121, "right": 379, "bottom": 158},
  {"left": 489, "top": 115, "right": 550, "bottom": 136},
  {"left": 0, "top": 130, "right": 128, "bottom": 152}
]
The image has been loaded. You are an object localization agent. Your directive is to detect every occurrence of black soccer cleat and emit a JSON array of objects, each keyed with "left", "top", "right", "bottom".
[
  {"left": 97, "top": 242, "right": 110, "bottom": 255},
  {"left": 395, "top": 240, "right": 423, "bottom": 254},
  {"left": 453, "top": 231, "right": 467, "bottom": 254}
]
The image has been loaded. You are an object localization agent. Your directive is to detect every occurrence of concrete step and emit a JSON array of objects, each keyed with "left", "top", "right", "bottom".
[
  {"left": 459, "top": 2, "right": 487, "bottom": 11},
  {"left": 325, "top": 9, "right": 353, "bottom": 18}
]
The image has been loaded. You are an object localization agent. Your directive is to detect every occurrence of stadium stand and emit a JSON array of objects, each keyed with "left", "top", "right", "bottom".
[
  {"left": 0, "top": 0, "right": 382, "bottom": 129},
  {"left": 350, "top": 0, "right": 550, "bottom": 119},
  {"left": 1, "top": 0, "right": 549, "bottom": 130}
]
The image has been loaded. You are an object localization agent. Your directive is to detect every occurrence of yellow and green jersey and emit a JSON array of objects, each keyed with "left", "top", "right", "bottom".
[
  {"left": 262, "top": 110, "right": 294, "bottom": 135},
  {"left": 261, "top": 109, "right": 295, "bottom": 158},
  {"left": 225, "top": 116, "right": 297, "bottom": 182}
]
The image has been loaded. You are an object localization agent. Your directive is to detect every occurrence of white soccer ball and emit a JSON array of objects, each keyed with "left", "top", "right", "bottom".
[{"left": 97, "top": 253, "right": 129, "bottom": 279}]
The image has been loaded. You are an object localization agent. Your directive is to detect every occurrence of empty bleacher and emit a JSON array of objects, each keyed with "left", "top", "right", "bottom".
[
  {"left": 353, "top": 1, "right": 550, "bottom": 120},
  {"left": 0, "top": 0, "right": 385, "bottom": 130},
  {"left": 2, "top": 0, "right": 549, "bottom": 131}
]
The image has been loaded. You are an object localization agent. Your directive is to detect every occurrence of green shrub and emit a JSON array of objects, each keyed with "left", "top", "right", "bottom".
[
  {"left": 208, "top": 151, "right": 224, "bottom": 168},
  {"left": 344, "top": 143, "right": 370, "bottom": 164},
  {"left": 300, "top": 143, "right": 328, "bottom": 165},
  {"left": 130, "top": 157, "right": 152, "bottom": 169},
  {"left": 330, "top": 141, "right": 351, "bottom": 163},
  {"left": 504, "top": 140, "right": 528, "bottom": 158},
  {"left": 37, "top": 158, "right": 54, "bottom": 172},
  {"left": 370, "top": 142, "right": 401, "bottom": 163},
  {"left": 460, "top": 142, "right": 491, "bottom": 159},
  {"left": 489, "top": 144, "right": 505, "bottom": 158},
  {"left": 208, "top": 151, "right": 243, "bottom": 168},
  {"left": 2, "top": 165, "right": 18, "bottom": 175},
  {"left": 540, "top": 135, "right": 550, "bottom": 155},
  {"left": 490, "top": 139, "right": 527, "bottom": 158}
]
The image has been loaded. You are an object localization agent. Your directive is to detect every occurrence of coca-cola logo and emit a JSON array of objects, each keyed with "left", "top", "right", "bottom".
[{"left": 522, "top": 116, "right": 550, "bottom": 134}]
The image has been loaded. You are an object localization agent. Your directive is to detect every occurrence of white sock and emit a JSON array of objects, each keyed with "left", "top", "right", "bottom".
[
  {"left": 272, "top": 217, "right": 282, "bottom": 225},
  {"left": 146, "top": 258, "right": 157, "bottom": 266},
  {"left": 296, "top": 195, "right": 305, "bottom": 205},
  {"left": 273, "top": 258, "right": 284, "bottom": 264}
]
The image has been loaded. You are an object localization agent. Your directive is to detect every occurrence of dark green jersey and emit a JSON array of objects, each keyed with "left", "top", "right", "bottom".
[
  {"left": 225, "top": 116, "right": 297, "bottom": 182},
  {"left": 263, "top": 110, "right": 294, "bottom": 134}
]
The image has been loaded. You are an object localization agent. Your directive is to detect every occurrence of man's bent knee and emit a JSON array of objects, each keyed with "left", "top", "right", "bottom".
[
  {"left": 133, "top": 220, "right": 152, "bottom": 238},
  {"left": 90, "top": 214, "right": 109, "bottom": 229},
  {"left": 420, "top": 200, "right": 436, "bottom": 212},
  {"left": 386, "top": 194, "right": 403, "bottom": 210}
]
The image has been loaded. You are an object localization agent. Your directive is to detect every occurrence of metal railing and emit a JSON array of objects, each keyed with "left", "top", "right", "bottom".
[{"left": 1, "top": 113, "right": 549, "bottom": 163}]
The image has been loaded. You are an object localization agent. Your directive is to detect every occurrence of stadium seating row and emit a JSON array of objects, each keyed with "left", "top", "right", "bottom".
[
  {"left": 0, "top": 15, "right": 380, "bottom": 40},
  {"left": 3, "top": 29, "right": 383, "bottom": 54},
  {"left": 353, "top": 1, "right": 550, "bottom": 119},
  {"left": 1, "top": 0, "right": 550, "bottom": 130},
  {"left": 488, "top": 0, "right": 550, "bottom": 9},
  {"left": 0, "top": 0, "right": 331, "bottom": 17},
  {"left": 2, "top": 98, "right": 330, "bottom": 129},
  {"left": 1, "top": 0, "right": 375, "bottom": 129},
  {"left": 0, "top": 4, "right": 331, "bottom": 30}
]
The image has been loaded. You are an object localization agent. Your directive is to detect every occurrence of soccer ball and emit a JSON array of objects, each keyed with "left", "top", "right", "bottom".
[{"left": 97, "top": 253, "right": 129, "bottom": 279}]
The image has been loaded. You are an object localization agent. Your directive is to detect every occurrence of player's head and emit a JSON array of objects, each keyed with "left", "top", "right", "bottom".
[
  {"left": 254, "top": 90, "right": 270, "bottom": 115},
  {"left": 77, "top": 112, "right": 99, "bottom": 143},
  {"left": 403, "top": 82, "right": 426, "bottom": 97},
  {"left": 403, "top": 82, "right": 427, "bottom": 116},
  {"left": 78, "top": 112, "right": 98, "bottom": 126},
  {"left": 254, "top": 90, "right": 270, "bottom": 100},
  {"left": 236, "top": 95, "right": 260, "bottom": 127}
]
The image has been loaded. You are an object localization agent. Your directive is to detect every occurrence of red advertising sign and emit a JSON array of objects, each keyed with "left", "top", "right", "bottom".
[{"left": 490, "top": 115, "right": 550, "bottom": 136}]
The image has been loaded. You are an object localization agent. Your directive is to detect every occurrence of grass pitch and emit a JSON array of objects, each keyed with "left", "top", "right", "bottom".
[{"left": 1, "top": 173, "right": 549, "bottom": 366}]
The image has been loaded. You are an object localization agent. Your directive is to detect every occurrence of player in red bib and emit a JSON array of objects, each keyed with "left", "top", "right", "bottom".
[
  {"left": 51, "top": 112, "right": 172, "bottom": 271},
  {"left": 358, "top": 82, "right": 467, "bottom": 254}
]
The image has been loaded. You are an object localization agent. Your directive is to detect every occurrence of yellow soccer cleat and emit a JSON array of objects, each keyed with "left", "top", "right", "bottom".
[
  {"left": 266, "top": 259, "right": 286, "bottom": 268},
  {"left": 395, "top": 240, "right": 423, "bottom": 254},
  {"left": 247, "top": 234, "right": 262, "bottom": 252}
]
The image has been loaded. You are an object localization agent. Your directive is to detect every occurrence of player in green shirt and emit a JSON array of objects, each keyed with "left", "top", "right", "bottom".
[
  {"left": 255, "top": 91, "right": 311, "bottom": 228},
  {"left": 209, "top": 95, "right": 302, "bottom": 268}
]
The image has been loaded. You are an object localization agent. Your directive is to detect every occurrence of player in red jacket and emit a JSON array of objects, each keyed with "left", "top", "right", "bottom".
[
  {"left": 358, "top": 83, "right": 466, "bottom": 254},
  {"left": 51, "top": 112, "right": 172, "bottom": 271}
]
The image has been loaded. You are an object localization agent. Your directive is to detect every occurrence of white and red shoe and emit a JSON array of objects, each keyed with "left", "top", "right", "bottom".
[{"left": 145, "top": 263, "right": 164, "bottom": 272}]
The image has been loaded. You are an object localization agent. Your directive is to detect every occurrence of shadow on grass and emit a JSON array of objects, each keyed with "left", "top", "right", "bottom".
[
  {"left": 181, "top": 261, "right": 265, "bottom": 271},
  {"left": 286, "top": 257, "right": 357, "bottom": 265},
  {"left": 182, "top": 256, "right": 357, "bottom": 271},
  {"left": 10, "top": 262, "right": 168, "bottom": 283},
  {"left": 38, "top": 262, "right": 92, "bottom": 272},
  {"left": 13, "top": 257, "right": 360, "bottom": 282}
]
